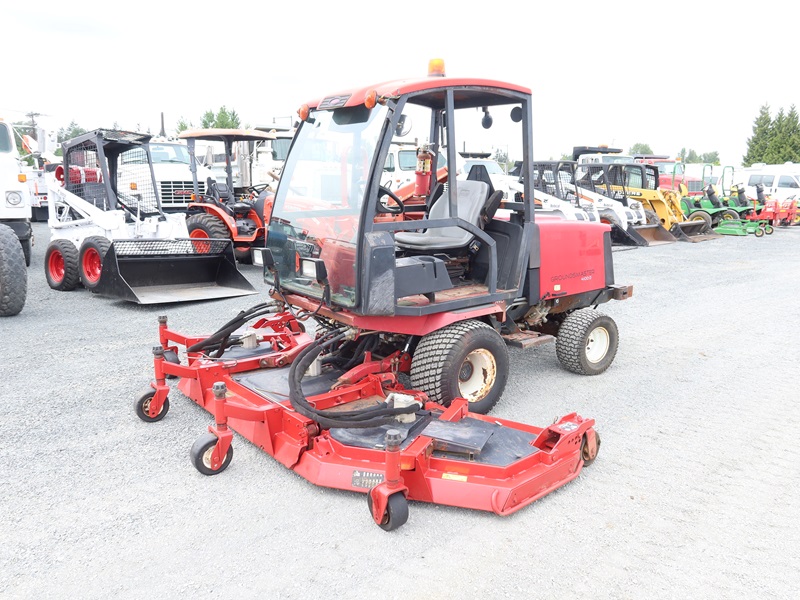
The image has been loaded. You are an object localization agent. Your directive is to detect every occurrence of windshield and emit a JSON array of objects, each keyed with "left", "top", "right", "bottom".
[
  {"left": 266, "top": 104, "right": 389, "bottom": 307},
  {"left": 149, "top": 143, "right": 191, "bottom": 164},
  {"left": 0, "top": 123, "right": 13, "bottom": 153},
  {"left": 654, "top": 161, "right": 684, "bottom": 176}
]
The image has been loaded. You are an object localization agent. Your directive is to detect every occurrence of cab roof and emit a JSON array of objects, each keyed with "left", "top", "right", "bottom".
[
  {"left": 306, "top": 76, "right": 531, "bottom": 111},
  {"left": 178, "top": 128, "right": 276, "bottom": 142}
]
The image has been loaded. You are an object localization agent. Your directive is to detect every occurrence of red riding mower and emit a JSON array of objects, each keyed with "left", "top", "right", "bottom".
[{"left": 137, "top": 61, "right": 629, "bottom": 530}]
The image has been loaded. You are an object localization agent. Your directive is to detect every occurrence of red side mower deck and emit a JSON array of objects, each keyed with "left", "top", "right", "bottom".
[{"left": 137, "top": 310, "right": 600, "bottom": 531}]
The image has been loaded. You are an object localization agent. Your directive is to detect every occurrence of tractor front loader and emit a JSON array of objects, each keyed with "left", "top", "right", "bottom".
[{"left": 45, "top": 130, "right": 256, "bottom": 304}]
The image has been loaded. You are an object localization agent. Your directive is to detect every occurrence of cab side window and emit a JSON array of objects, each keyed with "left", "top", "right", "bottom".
[
  {"left": 762, "top": 175, "right": 774, "bottom": 186},
  {"left": 747, "top": 175, "right": 762, "bottom": 186},
  {"left": 778, "top": 175, "right": 799, "bottom": 188}
]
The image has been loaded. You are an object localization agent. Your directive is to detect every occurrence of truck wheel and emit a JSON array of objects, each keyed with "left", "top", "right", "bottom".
[
  {"left": 556, "top": 309, "right": 618, "bottom": 376},
  {"left": 44, "top": 239, "right": 80, "bottom": 291},
  {"left": 187, "top": 213, "right": 230, "bottom": 253},
  {"left": 79, "top": 236, "right": 111, "bottom": 290},
  {"left": 0, "top": 223, "right": 27, "bottom": 317},
  {"left": 411, "top": 319, "right": 509, "bottom": 414}
]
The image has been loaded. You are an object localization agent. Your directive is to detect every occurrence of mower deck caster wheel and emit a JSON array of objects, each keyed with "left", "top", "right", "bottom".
[
  {"left": 134, "top": 388, "right": 169, "bottom": 422},
  {"left": 581, "top": 431, "right": 601, "bottom": 467},
  {"left": 163, "top": 349, "right": 180, "bottom": 380},
  {"left": 190, "top": 433, "right": 233, "bottom": 476},
  {"left": 764, "top": 224, "right": 774, "bottom": 235},
  {"left": 368, "top": 491, "right": 409, "bottom": 531},
  {"left": 754, "top": 227, "right": 764, "bottom": 238}
]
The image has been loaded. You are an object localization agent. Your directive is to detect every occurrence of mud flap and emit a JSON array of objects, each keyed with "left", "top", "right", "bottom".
[
  {"left": 93, "top": 238, "right": 258, "bottom": 304},
  {"left": 669, "top": 221, "right": 723, "bottom": 243}
]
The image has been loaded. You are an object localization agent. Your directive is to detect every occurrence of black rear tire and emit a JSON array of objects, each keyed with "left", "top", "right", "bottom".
[
  {"left": 79, "top": 236, "right": 112, "bottom": 290},
  {"left": 0, "top": 224, "right": 27, "bottom": 316},
  {"left": 688, "top": 210, "right": 712, "bottom": 232},
  {"left": 44, "top": 239, "right": 80, "bottom": 291},
  {"left": 411, "top": 319, "right": 509, "bottom": 414},
  {"left": 187, "top": 213, "right": 231, "bottom": 240}
]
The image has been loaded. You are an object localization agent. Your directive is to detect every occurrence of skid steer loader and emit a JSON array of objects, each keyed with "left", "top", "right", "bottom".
[
  {"left": 571, "top": 161, "right": 676, "bottom": 246},
  {"left": 44, "top": 129, "right": 256, "bottom": 304}
]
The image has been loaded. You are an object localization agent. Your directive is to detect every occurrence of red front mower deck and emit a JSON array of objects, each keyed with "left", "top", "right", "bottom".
[{"left": 138, "top": 311, "right": 599, "bottom": 531}]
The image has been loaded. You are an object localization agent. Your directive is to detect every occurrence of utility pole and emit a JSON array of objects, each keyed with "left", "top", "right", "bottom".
[{"left": 25, "top": 111, "right": 41, "bottom": 139}]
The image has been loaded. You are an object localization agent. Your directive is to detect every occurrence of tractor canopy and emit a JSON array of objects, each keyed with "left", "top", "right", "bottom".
[{"left": 266, "top": 75, "right": 536, "bottom": 316}]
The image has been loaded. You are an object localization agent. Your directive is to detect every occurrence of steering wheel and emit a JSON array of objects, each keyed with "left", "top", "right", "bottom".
[{"left": 376, "top": 185, "right": 405, "bottom": 214}]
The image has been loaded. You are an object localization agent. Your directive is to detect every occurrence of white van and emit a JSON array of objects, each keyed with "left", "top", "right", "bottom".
[{"left": 738, "top": 163, "right": 800, "bottom": 201}]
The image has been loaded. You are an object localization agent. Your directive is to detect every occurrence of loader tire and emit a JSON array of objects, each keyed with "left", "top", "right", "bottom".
[
  {"left": 644, "top": 209, "right": 661, "bottom": 226},
  {"left": 45, "top": 239, "right": 80, "bottom": 291},
  {"left": 410, "top": 319, "right": 508, "bottom": 414},
  {"left": 0, "top": 223, "right": 27, "bottom": 317},
  {"left": 556, "top": 309, "right": 618, "bottom": 376},
  {"left": 79, "top": 236, "right": 111, "bottom": 290},
  {"left": 599, "top": 210, "right": 623, "bottom": 228},
  {"left": 187, "top": 213, "right": 230, "bottom": 253}
]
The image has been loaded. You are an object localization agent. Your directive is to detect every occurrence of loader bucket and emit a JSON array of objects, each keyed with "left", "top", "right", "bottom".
[
  {"left": 609, "top": 224, "right": 648, "bottom": 247},
  {"left": 94, "top": 239, "right": 258, "bottom": 304},
  {"left": 629, "top": 223, "right": 677, "bottom": 246},
  {"left": 669, "top": 221, "right": 723, "bottom": 243}
]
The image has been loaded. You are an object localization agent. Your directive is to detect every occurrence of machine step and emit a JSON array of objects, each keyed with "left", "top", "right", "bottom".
[{"left": 501, "top": 331, "right": 556, "bottom": 349}]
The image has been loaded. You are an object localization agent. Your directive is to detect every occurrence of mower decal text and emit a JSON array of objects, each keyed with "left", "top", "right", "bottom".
[
  {"left": 551, "top": 269, "right": 594, "bottom": 283},
  {"left": 442, "top": 473, "right": 468, "bottom": 482},
  {"left": 351, "top": 470, "right": 384, "bottom": 489}
]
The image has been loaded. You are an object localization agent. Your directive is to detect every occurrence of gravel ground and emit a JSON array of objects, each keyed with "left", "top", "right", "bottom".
[{"left": 2, "top": 222, "right": 799, "bottom": 599}]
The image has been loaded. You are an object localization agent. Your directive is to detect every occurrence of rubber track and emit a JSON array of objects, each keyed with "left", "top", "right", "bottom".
[
  {"left": 410, "top": 319, "right": 493, "bottom": 405},
  {"left": 0, "top": 224, "right": 27, "bottom": 316}
]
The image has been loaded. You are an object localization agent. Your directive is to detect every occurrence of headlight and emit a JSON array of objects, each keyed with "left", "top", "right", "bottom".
[{"left": 5, "top": 192, "right": 23, "bottom": 206}]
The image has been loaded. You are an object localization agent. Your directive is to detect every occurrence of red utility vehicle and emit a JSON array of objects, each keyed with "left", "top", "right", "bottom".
[{"left": 137, "top": 60, "right": 629, "bottom": 530}]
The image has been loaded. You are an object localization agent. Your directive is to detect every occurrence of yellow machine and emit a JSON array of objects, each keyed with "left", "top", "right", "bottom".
[{"left": 606, "top": 163, "right": 719, "bottom": 242}]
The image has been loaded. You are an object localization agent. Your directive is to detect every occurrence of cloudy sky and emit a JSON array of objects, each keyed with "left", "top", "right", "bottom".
[{"left": 2, "top": 0, "right": 796, "bottom": 166}]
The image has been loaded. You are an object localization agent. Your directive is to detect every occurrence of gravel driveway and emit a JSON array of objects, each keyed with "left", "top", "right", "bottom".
[{"left": 2, "top": 222, "right": 798, "bottom": 599}]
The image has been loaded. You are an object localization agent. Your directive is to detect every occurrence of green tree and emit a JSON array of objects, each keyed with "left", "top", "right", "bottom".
[
  {"left": 685, "top": 149, "right": 700, "bottom": 163},
  {"left": 55, "top": 121, "right": 88, "bottom": 156},
  {"left": 742, "top": 104, "right": 772, "bottom": 166},
  {"left": 176, "top": 117, "right": 192, "bottom": 133},
  {"left": 763, "top": 105, "right": 800, "bottom": 163},
  {"left": 699, "top": 151, "right": 720, "bottom": 164},
  {"left": 628, "top": 143, "right": 653, "bottom": 155},
  {"left": 201, "top": 106, "right": 241, "bottom": 129}
]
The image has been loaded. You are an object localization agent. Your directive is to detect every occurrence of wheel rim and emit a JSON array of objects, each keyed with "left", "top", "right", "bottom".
[
  {"left": 48, "top": 250, "right": 65, "bottom": 282},
  {"left": 201, "top": 445, "right": 216, "bottom": 470},
  {"left": 458, "top": 349, "right": 496, "bottom": 403},
  {"left": 82, "top": 248, "right": 102, "bottom": 283},
  {"left": 585, "top": 327, "right": 610, "bottom": 363},
  {"left": 690, "top": 214, "right": 706, "bottom": 222},
  {"left": 141, "top": 396, "right": 161, "bottom": 418},
  {"left": 190, "top": 229, "right": 211, "bottom": 253}
]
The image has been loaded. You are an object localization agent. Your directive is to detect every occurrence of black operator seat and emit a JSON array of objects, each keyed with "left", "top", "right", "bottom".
[{"left": 395, "top": 180, "right": 502, "bottom": 251}]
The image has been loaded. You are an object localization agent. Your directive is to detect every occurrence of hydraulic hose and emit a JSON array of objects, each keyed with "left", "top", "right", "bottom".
[
  {"left": 187, "top": 301, "right": 279, "bottom": 354},
  {"left": 288, "top": 329, "right": 418, "bottom": 429}
]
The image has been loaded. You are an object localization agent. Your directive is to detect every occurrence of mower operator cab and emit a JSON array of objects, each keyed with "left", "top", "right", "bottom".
[{"left": 263, "top": 72, "right": 546, "bottom": 317}]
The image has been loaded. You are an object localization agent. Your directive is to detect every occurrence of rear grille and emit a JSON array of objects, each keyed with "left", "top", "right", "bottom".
[{"left": 160, "top": 180, "right": 206, "bottom": 206}]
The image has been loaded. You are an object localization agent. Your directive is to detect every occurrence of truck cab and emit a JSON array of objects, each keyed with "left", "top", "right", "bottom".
[
  {"left": 139, "top": 138, "right": 214, "bottom": 211},
  {"left": 738, "top": 163, "right": 800, "bottom": 201},
  {"left": 0, "top": 118, "right": 33, "bottom": 265}
]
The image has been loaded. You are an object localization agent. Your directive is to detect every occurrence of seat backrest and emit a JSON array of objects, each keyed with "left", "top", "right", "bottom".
[
  {"left": 427, "top": 180, "right": 489, "bottom": 242},
  {"left": 467, "top": 164, "right": 496, "bottom": 196}
]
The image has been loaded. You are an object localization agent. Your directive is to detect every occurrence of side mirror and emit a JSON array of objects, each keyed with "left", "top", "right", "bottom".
[
  {"left": 510, "top": 107, "right": 522, "bottom": 123},
  {"left": 481, "top": 107, "right": 493, "bottom": 129},
  {"left": 395, "top": 114, "right": 411, "bottom": 137}
]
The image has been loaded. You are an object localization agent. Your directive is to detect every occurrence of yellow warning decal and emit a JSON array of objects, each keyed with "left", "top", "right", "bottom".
[{"left": 442, "top": 473, "right": 468, "bottom": 482}]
